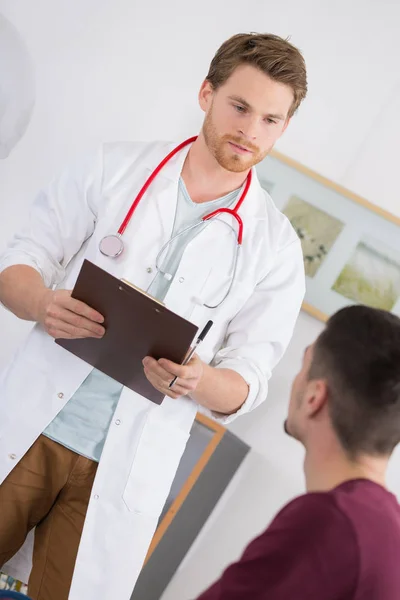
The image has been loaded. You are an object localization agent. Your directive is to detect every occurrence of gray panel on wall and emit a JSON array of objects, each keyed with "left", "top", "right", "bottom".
[{"left": 131, "top": 429, "right": 249, "bottom": 600}]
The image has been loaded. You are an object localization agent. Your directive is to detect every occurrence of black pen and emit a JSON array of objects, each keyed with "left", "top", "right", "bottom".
[{"left": 169, "top": 320, "right": 214, "bottom": 389}]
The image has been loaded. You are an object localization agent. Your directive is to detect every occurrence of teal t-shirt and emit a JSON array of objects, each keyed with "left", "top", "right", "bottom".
[{"left": 43, "top": 178, "right": 238, "bottom": 461}]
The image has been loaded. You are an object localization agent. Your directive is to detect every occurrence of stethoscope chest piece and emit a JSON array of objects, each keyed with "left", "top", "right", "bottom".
[{"left": 99, "top": 234, "right": 124, "bottom": 258}]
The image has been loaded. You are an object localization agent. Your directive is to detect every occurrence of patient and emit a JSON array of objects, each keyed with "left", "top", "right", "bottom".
[{"left": 196, "top": 305, "right": 400, "bottom": 599}]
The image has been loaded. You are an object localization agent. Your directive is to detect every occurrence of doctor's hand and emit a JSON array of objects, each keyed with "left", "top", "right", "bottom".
[
  {"left": 37, "top": 289, "right": 105, "bottom": 340},
  {"left": 142, "top": 353, "right": 204, "bottom": 399}
]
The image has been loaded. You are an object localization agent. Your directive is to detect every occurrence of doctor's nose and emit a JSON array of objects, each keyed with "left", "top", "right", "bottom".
[{"left": 238, "top": 120, "right": 258, "bottom": 142}]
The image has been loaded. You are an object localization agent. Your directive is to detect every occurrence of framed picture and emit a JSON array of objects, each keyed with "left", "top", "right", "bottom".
[{"left": 256, "top": 151, "right": 400, "bottom": 322}]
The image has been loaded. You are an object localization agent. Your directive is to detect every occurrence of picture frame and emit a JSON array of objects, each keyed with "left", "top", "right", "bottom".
[{"left": 256, "top": 151, "right": 400, "bottom": 322}]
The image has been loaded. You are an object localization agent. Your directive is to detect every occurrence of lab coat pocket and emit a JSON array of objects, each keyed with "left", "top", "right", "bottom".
[{"left": 122, "top": 413, "right": 190, "bottom": 517}]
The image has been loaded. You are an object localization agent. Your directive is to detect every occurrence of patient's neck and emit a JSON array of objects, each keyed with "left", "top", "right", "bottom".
[{"left": 304, "top": 438, "right": 388, "bottom": 493}]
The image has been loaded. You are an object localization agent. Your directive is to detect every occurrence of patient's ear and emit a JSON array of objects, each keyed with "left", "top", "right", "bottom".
[{"left": 305, "top": 379, "right": 328, "bottom": 418}]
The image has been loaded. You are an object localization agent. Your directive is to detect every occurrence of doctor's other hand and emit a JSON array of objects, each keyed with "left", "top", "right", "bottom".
[
  {"left": 37, "top": 289, "right": 105, "bottom": 340},
  {"left": 142, "top": 353, "right": 204, "bottom": 399}
]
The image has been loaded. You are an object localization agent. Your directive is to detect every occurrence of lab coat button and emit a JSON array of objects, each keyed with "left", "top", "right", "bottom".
[
  {"left": 58, "top": 392, "right": 64, "bottom": 399},
  {"left": 179, "top": 277, "right": 185, "bottom": 283},
  {"left": 8, "top": 453, "right": 16, "bottom": 460},
  {"left": 146, "top": 267, "right": 153, "bottom": 273},
  {"left": 94, "top": 494, "right": 99, "bottom": 500},
  {"left": 115, "top": 419, "right": 121, "bottom": 425}
]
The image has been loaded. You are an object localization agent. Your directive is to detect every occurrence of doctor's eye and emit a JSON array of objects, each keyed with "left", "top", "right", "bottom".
[{"left": 233, "top": 104, "right": 246, "bottom": 113}]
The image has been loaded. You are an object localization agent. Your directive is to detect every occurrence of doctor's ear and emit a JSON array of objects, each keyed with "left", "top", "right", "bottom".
[
  {"left": 198, "top": 79, "right": 215, "bottom": 112},
  {"left": 281, "top": 116, "right": 291, "bottom": 134}
]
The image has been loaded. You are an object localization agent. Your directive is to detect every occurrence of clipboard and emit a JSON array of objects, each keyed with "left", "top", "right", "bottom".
[{"left": 55, "top": 259, "right": 199, "bottom": 404}]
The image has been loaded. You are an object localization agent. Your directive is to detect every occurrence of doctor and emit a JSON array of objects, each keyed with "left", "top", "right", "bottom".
[{"left": 0, "top": 32, "right": 307, "bottom": 600}]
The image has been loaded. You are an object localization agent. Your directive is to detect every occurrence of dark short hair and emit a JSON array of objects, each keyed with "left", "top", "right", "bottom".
[
  {"left": 206, "top": 33, "right": 308, "bottom": 117},
  {"left": 309, "top": 305, "right": 400, "bottom": 457}
]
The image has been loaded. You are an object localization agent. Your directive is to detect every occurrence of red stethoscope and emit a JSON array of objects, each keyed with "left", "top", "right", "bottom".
[{"left": 99, "top": 136, "right": 252, "bottom": 308}]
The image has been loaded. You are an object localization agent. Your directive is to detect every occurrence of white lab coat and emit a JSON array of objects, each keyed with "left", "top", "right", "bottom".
[{"left": 0, "top": 139, "right": 305, "bottom": 599}]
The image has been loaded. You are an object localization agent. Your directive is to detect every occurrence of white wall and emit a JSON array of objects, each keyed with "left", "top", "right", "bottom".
[{"left": 1, "top": 0, "right": 400, "bottom": 598}]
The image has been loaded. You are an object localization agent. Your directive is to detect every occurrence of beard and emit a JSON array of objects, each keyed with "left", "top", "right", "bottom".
[{"left": 202, "top": 108, "right": 269, "bottom": 173}]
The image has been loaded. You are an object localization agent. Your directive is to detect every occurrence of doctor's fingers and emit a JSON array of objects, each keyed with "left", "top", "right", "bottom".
[
  {"left": 144, "top": 373, "right": 191, "bottom": 399},
  {"left": 45, "top": 325, "right": 86, "bottom": 340},
  {"left": 143, "top": 364, "right": 195, "bottom": 396},
  {"left": 45, "top": 313, "right": 105, "bottom": 339},
  {"left": 50, "top": 289, "right": 104, "bottom": 324},
  {"left": 157, "top": 357, "right": 199, "bottom": 380},
  {"left": 167, "top": 378, "right": 195, "bottom": 396},
  {"left": 167, "top": 383, "right": 190, "bottom": 399},
  {"left": 143, "top": 358, "right": 197, "bottom": 388}
]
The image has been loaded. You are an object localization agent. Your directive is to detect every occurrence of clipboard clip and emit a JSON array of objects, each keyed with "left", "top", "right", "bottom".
[{"left": 120, "top": 278, "right": 165, "bottom": 307}]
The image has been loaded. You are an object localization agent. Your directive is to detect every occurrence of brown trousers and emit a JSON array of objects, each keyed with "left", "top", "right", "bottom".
[{"left": 0, "top": 435, "right": 97, "bottom": 600}]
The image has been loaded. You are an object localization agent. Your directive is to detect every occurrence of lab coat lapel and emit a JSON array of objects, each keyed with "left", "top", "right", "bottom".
[
  {"left": 146, "top": 141, "right": 192, "bottom": 246},
  {"left": 102, "top": 141, "right": 193, "bottom": 288}
]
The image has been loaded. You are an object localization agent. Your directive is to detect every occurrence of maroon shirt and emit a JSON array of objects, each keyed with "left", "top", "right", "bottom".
[{"left": 196, "top": 480, "right": 400, "bottom": 600}]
